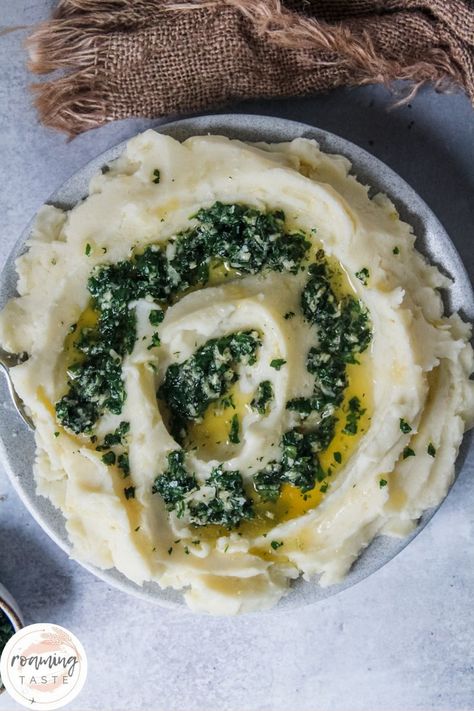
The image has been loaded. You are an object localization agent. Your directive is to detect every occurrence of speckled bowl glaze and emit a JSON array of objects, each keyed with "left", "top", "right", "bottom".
[{"left": 0, "top": 114, "right": 472, "bottom": 612}]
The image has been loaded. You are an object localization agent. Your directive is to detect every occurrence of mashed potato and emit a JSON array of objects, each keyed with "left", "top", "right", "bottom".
[{"left": 1, "top": 130, "right": 473, "bottom": 614}]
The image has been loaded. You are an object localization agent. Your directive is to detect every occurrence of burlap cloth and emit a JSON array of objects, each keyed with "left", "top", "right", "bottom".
[{"left": 27, "top": 0, "right": 474, "bottom": 136}]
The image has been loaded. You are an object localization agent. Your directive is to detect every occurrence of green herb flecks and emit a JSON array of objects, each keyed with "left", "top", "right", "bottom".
[
  {"left": 124, "top": 486, "right": 136, "bottom": 499},
  {"left": 219, "top": 393, "right": 235, "bottom": 410},
  {"left": 270, "top": 358, "right": 286, "bottom": 371},
  {"left": 152, "top": 450, "right": 198, "bottom": 517},
  {"left": 229, "top": 414, "right": 240, "bottom": 444},
  {"left": 355, "top": 267, "right": 370, "bottom": 285},
  {"left": 251, "top": 380, "right": 274, "bottom": 416},
  {"left": 147, "top": 332, "right": 161, "bottom": 350},
  {"left": 152, "top": 451, "right": 254, "bottom": 528},
  {"left": 188, "top": 466, "right": 254, "bottom": 528},
  {"left": 257, "top": 254, "right": 373, "bottom": 509},
  {"left": 101, "top": 451, "right": 116, "bottom": 466},
  {"left": 427, "top": 442, "right": 436, "bottom": 458},
  {"left": 254, "top": 430, "right": 325, "bottom": 502},
  {"left": 117, "top": 452, "right": 130, "bottom": 477},
  {"left": 301, "top": 261, "right": 371, "bottom": 362},
  {"left": 343, "top": 396, "right": 366, "bottom": 436},
  {"left": 158, "top": 331, "right": 260, "bottom": 439},
  {"left": 149, "top": 308, "right": 164, "bottom": 326},
  {"left": 97, "top": 421, "right": 130, "bottom": 449},
  {"left": 96, "top": 421, "right": 131, "bottom": 476},
  {"left": 400, "top": 418, "right": 412, "bottom": 434},
  {"left": 185, "top": 202, "right": 310, "bottom": 279}
]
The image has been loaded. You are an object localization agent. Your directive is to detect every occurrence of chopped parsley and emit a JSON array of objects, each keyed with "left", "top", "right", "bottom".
[
  {"left": 284, "top": 311, "right": 295, "bottom": 320},
  {"left": 99, "top": 421, "right": 130, "bottom": 448},
  {"left": 149, "top": 308, "right": 164, "bottom": 326},
  {"left": 254, "top": 429, "right": 325, "bottom": 501},
  {"left": 101, "top": 451, "right": 116, "bottom": 466},
  {"left": 379, "top": 478, "right": 388, "bottom": 488},
  {"left": 219, "top": 393, "right": 235, "bottom": 410},
  {"left": 85, "top": 243, "right": 92, "bottom": 256},
  {"left": 270, "top": 540, "right": 283, "bottom": 550},
  {"left": 188, "top": 466, "right": 254, "bottom": 528},
  {"left": 158, "top": 331, "right": 260, "bottom": 438},
  {"left": 400, "top": 418, "right": 412, "bottom": 434},
  {"left": 229, "top": 414, "right": 240, "bottom": 444},
  {"left": 153, "top": 452, "right": 254, "bottom": 528},
  {"left": 53, "top": 431, "right": 60, "bottom": 438},
  {"left": 301, "top": 261, "right": 371, "bottom": 363},
  {"left": 147, "top": 332, "right": 161, "bottom": 350},
  {"left": 124, "top": 486, "right": 136, "bottom": 499},
  {"left": 402, "top": 446, "right": 416, "bottom": 459},
  {"left": 270, "top": 358, "right": 286, "bottom": 370},
  {"left": 393, "top": 246, "right": 400, "bottom": 255},
  {"left": 152, "top": 450, "right": 197, "bottom": 515},
  {"left": 185, "top": 202, "right": 310, "bottom": 278},
  {"left": 266, "top": 254, "right": 372, "bottom": 507},
  {"left": 251, "top": 380, "right": 274, "bottom": 416},
  {"left": 343, "top": 396, "right": 366, "bottom": 436},
  {"left": 355, "top": 267, "right": 369, "bottom": 285},
  {"left": 152, "top": 169, "right": 161, "bottom": 184},
  {"left": 427, "top": 442, "right": 436, "bottom": 457},
  {"left": 117, "top": 452, "right": 130, "bottom": 477}
]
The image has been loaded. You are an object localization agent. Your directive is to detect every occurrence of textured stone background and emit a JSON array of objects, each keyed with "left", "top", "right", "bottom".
[{"left": 0, "top": 2, "right": 473, "bottom": 710}]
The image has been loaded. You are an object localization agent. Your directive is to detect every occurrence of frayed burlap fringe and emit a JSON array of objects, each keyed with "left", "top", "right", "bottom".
[{"left": 27, "top": 0, "right": 474, "bottom": 137}]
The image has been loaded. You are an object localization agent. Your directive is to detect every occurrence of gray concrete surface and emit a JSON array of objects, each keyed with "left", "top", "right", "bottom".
[{"left": 0, "top": 2, "right": 473, "bottom": 710}]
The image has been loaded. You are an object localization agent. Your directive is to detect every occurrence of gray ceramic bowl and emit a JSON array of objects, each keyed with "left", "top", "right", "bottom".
[{"left": 0, "top": 114, "right": 472, "bottom": 612}]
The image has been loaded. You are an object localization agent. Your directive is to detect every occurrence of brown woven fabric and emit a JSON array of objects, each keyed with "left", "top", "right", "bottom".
[{"left": 27, "top": 0, "right": 474, "bottom": 136}]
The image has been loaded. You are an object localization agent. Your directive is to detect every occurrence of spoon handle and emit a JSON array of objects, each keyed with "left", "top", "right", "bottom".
[{"left": 0, "top": 353, "right": 34, "bottom": 430}]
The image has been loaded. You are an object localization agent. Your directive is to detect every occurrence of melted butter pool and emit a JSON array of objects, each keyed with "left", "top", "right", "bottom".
[
  {"left": 185, "top": 382, "right": 252, "bottom": 461},
  {"left": 63, "top": 304, "right": 99, "bottom": 368}
]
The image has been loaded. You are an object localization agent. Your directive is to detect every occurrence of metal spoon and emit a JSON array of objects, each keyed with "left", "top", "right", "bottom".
[{"left": 0, "top": 348, "right": 34, "bottom": 429}]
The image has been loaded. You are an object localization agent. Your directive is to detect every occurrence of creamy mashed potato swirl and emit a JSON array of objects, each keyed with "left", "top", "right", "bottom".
[{"left": 1, "top": 130, "right": 473, "bottom": 615}]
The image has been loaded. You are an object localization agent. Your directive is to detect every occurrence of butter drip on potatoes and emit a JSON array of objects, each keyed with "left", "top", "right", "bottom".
[{"left": 1, "top": 130, "right": 472, "bottom": 615}]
